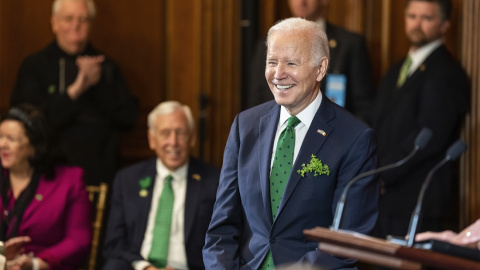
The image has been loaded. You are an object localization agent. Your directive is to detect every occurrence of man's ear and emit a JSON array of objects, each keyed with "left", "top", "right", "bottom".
[
  {"left": 316, "top": 57, "right": 329, "bottom": 82},
  {"left": 189, "top": 130, "right": 197, "bottom": 149},
  {"left": 51, "top": 15, "right": 58, "bottom": 34},
  {"left": 147, "top": 130, "right": 155, "bottom": 151},
  {"left": 440, "top": 20, "right": 451, "bottom": 35}
]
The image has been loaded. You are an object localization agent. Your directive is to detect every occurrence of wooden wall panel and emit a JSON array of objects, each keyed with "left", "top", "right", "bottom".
[
  {"left": 0, "top": 1, "right": 52, "bottom": 109},
  {"left": 90, "top": 1, "right": 166, "bottom": 163},
  {"left": 163, "top": 0, "right": 240, "bottom": 165},
  {"left": 460, "top": 0, "right": 480, "bottom": 228}
]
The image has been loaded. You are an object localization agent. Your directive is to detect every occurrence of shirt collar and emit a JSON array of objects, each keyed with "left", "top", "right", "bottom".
[
  {"left": 407, "top": 39, "right": 443, "bottom": 75},
  {"left": 156, "top": 159, "right": 188, "bottom": 182},
  {"left": 279, "top": 91, "right": 322, "bottom": 129},
  {"left": 315, "top": 18, "right": 326, "bottom": 31}
]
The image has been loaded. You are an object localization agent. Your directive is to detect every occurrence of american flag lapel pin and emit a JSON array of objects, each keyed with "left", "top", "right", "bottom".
[
  {"left": 317, "top": 129, "right": 326, "bottom": 136},
  {"left": 192, "top": 174, "right": 201, "bottom": 181}
]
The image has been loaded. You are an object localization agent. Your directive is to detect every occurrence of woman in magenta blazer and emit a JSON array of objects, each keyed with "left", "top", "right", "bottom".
[{"left": 0, "top": 104, "right": 92, "bottom": 270}]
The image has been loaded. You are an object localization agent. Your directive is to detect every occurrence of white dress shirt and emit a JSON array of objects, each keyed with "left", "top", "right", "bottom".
[
  {"left": 133, "top": 160, "right": 189, "bottom": 270},
  {"left": 271, "top": 91, "right": 323, "bottom": 169},
  {"left": 407, "top": 39, "right": 443, "bottom": 76}
]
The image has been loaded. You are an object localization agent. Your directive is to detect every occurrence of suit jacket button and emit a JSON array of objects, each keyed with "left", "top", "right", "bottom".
[{"left": 269, "top": 238, "right": 276, "bottom": 243}]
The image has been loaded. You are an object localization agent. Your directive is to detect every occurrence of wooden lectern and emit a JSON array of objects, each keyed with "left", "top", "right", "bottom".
[{"left": 303, "top": 227, "right": 480, "bottom": 270}]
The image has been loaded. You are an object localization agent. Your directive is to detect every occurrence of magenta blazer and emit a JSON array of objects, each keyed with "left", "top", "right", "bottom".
[{"left": 6, "top": 166, "right": 92, "bottom": 270}]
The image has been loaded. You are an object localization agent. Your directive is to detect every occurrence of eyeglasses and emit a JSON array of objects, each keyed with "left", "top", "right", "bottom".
[
  {"left": 155, "top": 129, "right": 190, "bottom": 141},
  {"left": 58, "top": 15, "right": 91, "bottom": 24}
]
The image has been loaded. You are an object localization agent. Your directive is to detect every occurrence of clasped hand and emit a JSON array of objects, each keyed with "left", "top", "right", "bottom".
[
  {"left": 4, "top": 236, "right": 32, "bottom": 270},
  {"left": 67, "top": 55, "right": 105, "bottom": 100}
]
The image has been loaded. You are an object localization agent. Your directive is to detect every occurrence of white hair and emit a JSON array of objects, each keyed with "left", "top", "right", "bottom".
[
  {"left": 147, "top": 101, "right": 195, "bottom": 132},
  {"left": 52, "top": 0, "right": 96, "bottom": 19},
  {"left": 267, "top": 17, "right": 329, "bottom": 67}
]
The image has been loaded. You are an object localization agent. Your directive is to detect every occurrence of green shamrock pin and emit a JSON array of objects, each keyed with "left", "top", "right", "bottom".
[
  {"left": 297, "top": 154, "right": 330, "bottom": 177},
  {"left": 139, "top": 176, "right": 152, "bottom": 197}
]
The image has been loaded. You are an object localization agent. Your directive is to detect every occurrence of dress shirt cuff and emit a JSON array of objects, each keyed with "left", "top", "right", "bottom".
[
  {"left": 132, "top": 260, "right": 152, "bottom": 270},
  {"left": 32, "top": 257, "right": 39, "bottom": 270}
]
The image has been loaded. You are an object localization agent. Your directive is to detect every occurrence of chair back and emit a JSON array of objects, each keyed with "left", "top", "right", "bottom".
[{"left": 85, "top": 183, "right": 108, "bottom": 270}]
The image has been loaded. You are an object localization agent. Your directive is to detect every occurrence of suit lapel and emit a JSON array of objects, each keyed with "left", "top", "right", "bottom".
[
  {"left": 137, "top": 160, "right": 158, "bottom": 238},
  {"left": 400, "top": 63, "right": 426, "bottom": 90},
  {"left": 25, "top": 175, "right": 50, "bottom": 215},
  {"left": 184, "top": 158, "right": 201, "bottom": 243},
  {"left": 259, "top": 104, "right": 281, "bottom": 223},
  {"left": 276, "top": 97, "right": 334, "bottom": 221},
  {"left": 399, "top": 45, "right": 447, "bottom": 90}
]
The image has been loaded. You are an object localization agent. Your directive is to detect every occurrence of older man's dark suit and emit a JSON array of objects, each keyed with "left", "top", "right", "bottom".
[
  {"left": 371, "top": 45, "right": 469, "bottom": 237},
  {"left": 244, "top": 23, "right": 375, "bottom": 121},
  {"left": 203, "top": 97, "right": 380, "bottom": 269},
  {"left": 102, "top": 158, "right": 220, "bottom": 270}
]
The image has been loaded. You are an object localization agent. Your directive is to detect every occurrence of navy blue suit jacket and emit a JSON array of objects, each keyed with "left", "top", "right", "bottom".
[
  {"left": 203, "top": 97, "right": 380, "bottom": 269},
  {"left": 102, "top": 158, "right": 220, "bottom": 270}
]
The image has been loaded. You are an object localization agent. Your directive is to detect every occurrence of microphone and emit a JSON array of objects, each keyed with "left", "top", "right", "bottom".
[
  {"left": 405, "top": 140, "right": 468, "bottom": 247},
  {"left": 330, "top": 127, "right": 433, "bottom": 231}
]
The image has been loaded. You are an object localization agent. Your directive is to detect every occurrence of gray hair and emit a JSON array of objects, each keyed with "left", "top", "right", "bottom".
[
  {"left": 267, "top": 17, "right": 329, "bottom": 67},
  {"left": 52, "top": 0, "right": 96, "bottom": 19},
  {"left": 147, "top": 101, "right": 195, "bottom": 132}
]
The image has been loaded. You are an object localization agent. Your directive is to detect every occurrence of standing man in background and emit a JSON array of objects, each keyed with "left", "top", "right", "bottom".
[
  {"left": 245, "top": 0, "right": 375, "bottom": 122},
  {"left": 371, "top": 0, "right": 469, "bottom": 240},
  {"left": 10, "top": 0, "right": 138, "bottom": 186},
  {"left": 204, "top": 17, "right": 379, "bottom": 269}
]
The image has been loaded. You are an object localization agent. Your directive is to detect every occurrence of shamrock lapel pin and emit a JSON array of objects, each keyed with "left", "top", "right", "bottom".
[
  {"left": 298, "top": 154, "right": 330, "bottom": 177},
  {"left": 139, "top": 176, "right": 152, "bottom": 197}
]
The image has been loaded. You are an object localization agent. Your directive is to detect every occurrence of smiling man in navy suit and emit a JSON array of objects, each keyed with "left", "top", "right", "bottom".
[
  {"left": 102, "top": 101, "right": 220, "bottom": 270},
  {"left": 203, "top": 18, "right": 380, "bottom": 269}
]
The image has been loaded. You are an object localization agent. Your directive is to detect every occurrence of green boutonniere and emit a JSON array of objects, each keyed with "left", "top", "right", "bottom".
[
  {"left": 297, "top": 154, "right": 330, "bottom": 177},
  {"left": 138, "top": 176, "right": 152, "bottom": 197}
]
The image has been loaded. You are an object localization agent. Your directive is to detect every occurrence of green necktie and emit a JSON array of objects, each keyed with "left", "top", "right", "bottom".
[
  {"left": 397, "top": 56, "right": 412, "bottom": 87},
  {"left": 148, "top": 174, "right": 174, "bottom": 268},
  {"left": 260, "top": 115, "right": 301, "bottom": 270}
]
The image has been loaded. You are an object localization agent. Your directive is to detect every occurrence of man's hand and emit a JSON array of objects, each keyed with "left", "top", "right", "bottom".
[
  {"left": 4, "top": 236, "right": 31, "bottom": 260},
  {"left": 67, "top": 55, "right": 105, "bottom": 100}
]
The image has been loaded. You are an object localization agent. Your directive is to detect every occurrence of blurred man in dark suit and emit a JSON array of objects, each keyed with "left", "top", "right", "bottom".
[{"left": 371, "top": 0, "right": 469, "bottom": 239}]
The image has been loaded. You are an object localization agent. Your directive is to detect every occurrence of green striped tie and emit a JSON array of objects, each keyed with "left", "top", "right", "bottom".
[
  {"left": 148, "top": 175, "right": 174, "bottom": 268},
  {"left": 260, "top": 115, "right": 301, "bottom": 270}
]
